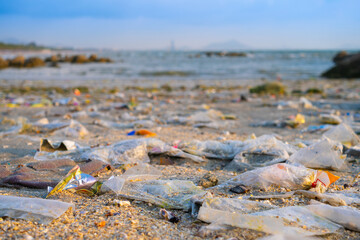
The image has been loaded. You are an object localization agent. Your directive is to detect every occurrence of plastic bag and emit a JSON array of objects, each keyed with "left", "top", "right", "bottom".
[
  {"left": 202, "top": 197, "right": 276, "bottom": 214},
  {"left": 323, "top": 123, "right": 360, "bottom": 147},
  {"left": 0, "top": 195, "right": 74, "bottom": 224},
  {"left": 229, "top": 135, "right": 297, "bottom": 167},
  {"left": 40, "top": 139, "right": 78, "bottom": 152},
  {"left": 118, "top": 179, "right": 207, "bottom": 210},
  {"left": 287, "top": 138, "right": 345, "bottom": 170},
  {"left": 252, "top": 206, "right": 342, "bottom": 235},
  {"left": 306, "top": 203, "right": 360, "bottom": 232},
  {"left": 217, "top": 163, "right": 338, "bottom": 193},
  {"left": 319, "top": 114, "right": 342, "bottom": 125},
  {"left": 52, "top": 120, "right": 89, "bottom": 138},
  {"left": 177, "top": 140, "right": 238, "bottom": 160},
  {"left": 101, "top": 164, "right": 161, "bottom": 194}
]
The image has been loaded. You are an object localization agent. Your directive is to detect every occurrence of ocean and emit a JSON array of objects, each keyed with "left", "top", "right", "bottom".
[{"left": 0, "top": 50, "right": 352, "bottom": 82}]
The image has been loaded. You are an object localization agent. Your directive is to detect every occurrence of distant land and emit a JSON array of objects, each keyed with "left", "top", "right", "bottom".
[{"left": 203, "top": 40, "right": 251, "bottom": 50}]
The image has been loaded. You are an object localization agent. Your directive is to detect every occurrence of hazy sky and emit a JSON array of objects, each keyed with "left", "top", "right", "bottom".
[{"left": 1, "top": 0, "right": 359, "bottom": 50}]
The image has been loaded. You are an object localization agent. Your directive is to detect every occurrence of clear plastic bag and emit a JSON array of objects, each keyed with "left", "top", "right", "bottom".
[
  {"left": 202, "top": 197, "right": 276, "bottom": 214},
  {"left": 323, "top": 123, "right": 360, "bottom": 147},
  {"left": 118, "top": 179, "right": 207, "bottom": 210},
  {"left": 0, "top": 195, "right": 74, "bottom": 224},
  {"left": 306, "top": 203, "right": 360, "bottom": 232},
  {"left": 177, "top": 140, "right": 238, "bottom": 160},
  {"left": 217, "top": 163, "right": 317, "bottom": 191},
  {"left": 287, "top": 138, "right": 345, "bottom": 170}
]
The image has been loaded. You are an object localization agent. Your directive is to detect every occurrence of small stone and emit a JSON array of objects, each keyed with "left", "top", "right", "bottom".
[
  {"left": 229, "top": 184, "right": 249, "bottom": 194},
  {"left": 199, "top": 172, "right": 218, "bottom": 188}
]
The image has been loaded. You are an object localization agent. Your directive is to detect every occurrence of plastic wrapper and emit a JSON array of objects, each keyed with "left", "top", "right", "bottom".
[
  {"left": 202, "top": 197, "right": 276, "bottom": 214},
  {"left": 82, "top": 138, "right": 205, "bottom": 165},
  {"left": 101, "top": 164, "right": 161, "bottom": 194},
  {"left": 0, "top": 195, "right": 74, "bottom": 224},
  {"left": 319, "top": 114, "right": 342, "bottom": 125},
  {"left": 177, "top": 140, "right": 238, "bottom": 160},
  {"left": 127, "top": 129, "right": 157, "bottom": 137},
  {"left": 217, "top": 163, "right": 338, "bottom": 193},
  {"left": 81, "top": 139, "right": 150, "bottom": 165},
  {"left": 306, "top": 203, "right": 360, "bottom": 232},
  {"left": 118, "top": 179, "right": 207, "bottom": 210},
  {"left": 252, "top": 206, "right": 342, "bottom": 234},
  {"left": 47, "top": 165, "right": 99, "bottom": 197},
  {"left": 230, "top": 135, "right": 296, "bottom": 167},
  {"left": 40, "top": 139, "right": 78, "bottom": 152},
  {"left": 288, "top": 138, "right": 346, "bottom": 170},
  {"left": 52, "top": 120, "right": 89, "bottom": 138},
  {"left": 323, "top": 123, "right": 360, "bottom": 147},
  {"left": 301, "top": 125, "right": 333, "bottom": 133}
]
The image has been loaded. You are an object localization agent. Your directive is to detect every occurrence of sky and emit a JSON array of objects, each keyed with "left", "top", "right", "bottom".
[{"left": 0, "top": 0, "right": 359, "bottom": 50}]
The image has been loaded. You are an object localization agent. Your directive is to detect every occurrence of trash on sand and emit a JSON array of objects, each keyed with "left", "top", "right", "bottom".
[
  {"left": 301, "top": 125, "right": 333, "bottom": 133},
  {"left": 47, "top": 165, "right": 100, "bottom": 197},
  {"left": 40, "top": 139, "right": 79, "bottom": 152},
  {"left": 177, "top": 140, "right": 239, "bottom": 160},
  {"left": 306, "top": 202, "right": 360, "bottom": 232},
  {"left": 285, "top": 114, "right": 306, "bottom": 128},
  {"left": 323, "top": 123, "right": 360, "bottom": 147},
  {"left": 217, "top": 163, "right": 339, "bottom": 193},
  {"left": 287, "top": 138, "right": 346, "bottom": 170},
  {"left": 118, "top": 179, "right": 208, "bottom": 210},
  {"left": 82, "top": 138, "right": 205, "bottom": 166},
  {"left": 227, "top": 135, "right": 296, "bottom": 169},
  {"left": 294, "top": 190, "right": 346, "bottom": 206},
  {"left": 319, "top": 114, "right": 342, "bottom": 125},
  {"left": 159, "top": 209, "right": 180, "bottom": 223},
  {"left": 0, "top": 195, "right": 74, "bottom": 224},
  {"left": 127, "top": 129, "right": 157, "bottom": 137},
  {"left": 101, "top": 164, "right": 161, "bottom": 194}
]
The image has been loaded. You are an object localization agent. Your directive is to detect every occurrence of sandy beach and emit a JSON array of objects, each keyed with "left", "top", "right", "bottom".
[{"left": 1, "top": 77, "right": 360, "bottom": 239}]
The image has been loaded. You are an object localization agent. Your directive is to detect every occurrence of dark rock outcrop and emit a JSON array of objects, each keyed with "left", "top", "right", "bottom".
[
  {"left": 71, "top": 55, "right": 89, "bottom": 64},
  {"left": 9, "top": 55, "right": 25, "bottom": 67},
  {"left": 322, "top": 51, "right": 360, "bottom": 79},
  {"left": 0, "top": 57, "right": 9, "bottom": 69},
  {"left": 24, "top": 57, "right": 45, "bottom": 68}
]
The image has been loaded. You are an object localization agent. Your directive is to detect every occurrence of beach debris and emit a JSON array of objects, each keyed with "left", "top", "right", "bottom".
[
  {"left": 301, "top": 124, "right": 333, "bottom": 133},
  {"left": 40, "top": 139, "right": 78, "bottom": 152},
  {"left": 127, "top": 129, "right": 157, "bottom": 137},
  {"left": 118, "top": 179, "right": 208, "bottom": 210},
  {"left": 46, "top": 165, "right": 100, "bottom": 197},
  {"left": 294, "top": 190, "right": 346, "bottom": 206},
  {"left": 287, "top": 138, "right": 346, "bottom": 170},
  {"left": 113, "top": 199, "right": 131, "bottom": 207},
  {"left": 0, "top": 195, "right": 73, "bottom": 224},
  {"left": 159, "top": 209, "right": 180, "bottom": 223},
  {"left": 199, "top": 172, "right": 218, "bottom": 188},
  {"left": 323, "top": 123, "right": 360, "bottom": 147},
  {"left": 216, "top": 163, "right": 339, "bottom": 193},
  {"left": 319, "top": 114, "right": 342, "bottom": 125},
  {"left": 306, "top": 202, "right": 360, "bottom": 232}
]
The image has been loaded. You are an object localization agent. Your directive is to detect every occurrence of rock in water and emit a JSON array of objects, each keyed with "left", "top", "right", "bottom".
[{"left": 322, "top": 51, "right": 360, "bottom": 79}]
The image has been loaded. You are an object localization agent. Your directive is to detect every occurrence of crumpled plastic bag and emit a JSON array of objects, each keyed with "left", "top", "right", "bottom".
[
  {"left": 0, "top": 195, "right": 74, "bottom": 224},
  {"left": 287, "top": 138, "right": 346, "bottom": 170},
  {"left": 177, "top": 140, "right": 238, "bottom": 160},
  {"left": 118, "top": 179, "right": 208, "bottom": 210},
  {"left": 229, "top": 135, "right": 297, "bottom": 167},
  {"left": 201, "top": 197, "right": 276, "bottom": 214},
  {"left": 216, "top": 163, "right": 339, "bottom": 193},
  {"left": 252, "top": 206, "right": 342, "bottom": 235},
  {"left": 101, "top": 163, "right": 161, "bottom": 194},
  {"left": 323, "top": 123, "right": 360, "bottom": 147},
  {"left": 82, "top": 138, "right": 204, "bottom": 166},
  {"left": 40, "top": 139, "right": 79, "bottom": 152},
  {"left": 306, "top": 202, "right": 360, "bottom": 232}
]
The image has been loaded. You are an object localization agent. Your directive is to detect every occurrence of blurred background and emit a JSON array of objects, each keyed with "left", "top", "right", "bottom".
[{"left": 0, "top": 0, "right": 359, "bottom": 82}]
